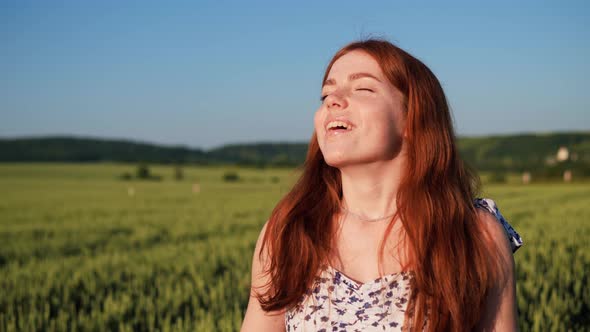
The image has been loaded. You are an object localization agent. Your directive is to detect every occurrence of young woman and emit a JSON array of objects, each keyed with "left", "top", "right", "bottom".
[{"left": 241, "top": 39, "right": 523, "bottom": 332}]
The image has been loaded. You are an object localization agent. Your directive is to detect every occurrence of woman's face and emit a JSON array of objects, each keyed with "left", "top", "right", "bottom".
[{"left": 314, "top": 50, "right": 407, "bottom": 168}]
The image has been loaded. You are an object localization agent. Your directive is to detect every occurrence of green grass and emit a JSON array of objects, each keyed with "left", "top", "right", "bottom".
[{"left": 0, "top": 163, "right": 588, "bottom": 331}]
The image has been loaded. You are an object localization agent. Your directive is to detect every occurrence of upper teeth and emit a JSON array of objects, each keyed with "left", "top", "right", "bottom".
[{"left": 327, "top": 121, "right": 351, "bottom": 130}]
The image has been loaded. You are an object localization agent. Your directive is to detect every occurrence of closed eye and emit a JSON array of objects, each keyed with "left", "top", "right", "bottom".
[{"left": 320, "top": 88, "right": 373, "bottom": 102}]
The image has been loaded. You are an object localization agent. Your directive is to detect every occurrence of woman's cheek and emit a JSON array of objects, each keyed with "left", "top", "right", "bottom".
[{"left": 314, "top": 109, "right": 324, "bottom": 135}]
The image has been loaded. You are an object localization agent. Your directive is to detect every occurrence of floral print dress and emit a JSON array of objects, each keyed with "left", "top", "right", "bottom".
[{"left": 285, "top": 198, "right": 524, "bottom": 332}]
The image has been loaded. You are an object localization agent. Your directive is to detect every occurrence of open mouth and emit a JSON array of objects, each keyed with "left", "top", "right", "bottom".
[{"left": 326, "top": 121, "right": 353, "bottom": 132}]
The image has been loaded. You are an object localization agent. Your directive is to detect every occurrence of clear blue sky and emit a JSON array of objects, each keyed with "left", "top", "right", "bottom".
[{"left": 1, "top": 0, "right": 588, "bottom": 149}]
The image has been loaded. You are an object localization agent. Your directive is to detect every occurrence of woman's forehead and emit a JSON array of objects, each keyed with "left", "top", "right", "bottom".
[{"left": 327, "top": 50, "right": 384, "bottom": 81}]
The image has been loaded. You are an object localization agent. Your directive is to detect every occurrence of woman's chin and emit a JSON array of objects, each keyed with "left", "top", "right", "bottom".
[{"left": 322, "top": 151, "right": 361, "bottom": 168}]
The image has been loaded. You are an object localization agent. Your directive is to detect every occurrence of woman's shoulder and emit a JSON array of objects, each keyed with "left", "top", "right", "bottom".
[{"left": 472, "top": 198, "right": 524, "bottom": 254}]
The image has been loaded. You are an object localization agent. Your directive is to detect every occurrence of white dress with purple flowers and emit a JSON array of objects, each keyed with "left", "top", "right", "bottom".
[{"left": 284, "top": 198, "right": 523, "bottom": 332}]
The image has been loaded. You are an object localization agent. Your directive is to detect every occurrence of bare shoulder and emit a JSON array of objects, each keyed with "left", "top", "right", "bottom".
[
  {"left": 475, "top": 207, "right": 515, "bottom": 288},
  {"left": 240, "top": 220, "right": 286, "bottom": 332},
  {"left": 474, "top": 208, "right": 519, "bottom": 331},
  {"left": 476, "top": 208, "right": 514, "bottom": 258}
]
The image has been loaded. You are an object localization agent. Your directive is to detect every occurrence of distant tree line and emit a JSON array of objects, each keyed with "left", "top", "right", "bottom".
[
  {"left": 1, "top": 133, "right": 589, "bottom": 176},
  {"left": 0, "top": 136, "right": 207, "bottom": 164},
  {"left": 458, "top": 132, "right": 590, "bottom": 173}
]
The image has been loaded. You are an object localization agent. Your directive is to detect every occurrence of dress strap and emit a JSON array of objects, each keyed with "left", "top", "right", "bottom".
[{"left": 474, "top": 198, "right": 524, "bottom": 253}]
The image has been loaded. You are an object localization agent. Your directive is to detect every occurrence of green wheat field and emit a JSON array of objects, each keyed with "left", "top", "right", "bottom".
[{"left": 0, "top": 163, "right": 588, "bottom": 331}]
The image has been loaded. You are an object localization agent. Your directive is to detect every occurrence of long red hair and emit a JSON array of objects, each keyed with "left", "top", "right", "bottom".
[{"left": 255, "top": 39, "right": 504, "bottom": 331}]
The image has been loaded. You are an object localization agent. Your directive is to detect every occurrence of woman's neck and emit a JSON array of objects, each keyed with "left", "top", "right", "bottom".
[{"left": 339, "top": 156, "right": 405, "bottom": 220}]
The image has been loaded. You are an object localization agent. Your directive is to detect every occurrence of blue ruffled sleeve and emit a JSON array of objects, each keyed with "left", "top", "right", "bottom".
[{"left": 473, "top": 198, "right": 524, "bottom": 253}]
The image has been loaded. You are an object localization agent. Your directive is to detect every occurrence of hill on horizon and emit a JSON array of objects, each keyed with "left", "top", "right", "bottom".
[{"left": 1, "top": 132, "right": 589, "bottom": 173}]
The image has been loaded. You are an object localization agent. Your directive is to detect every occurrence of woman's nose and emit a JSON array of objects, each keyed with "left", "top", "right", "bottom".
[{"left": 326, "top": 93, "right": 347, "bottom": 110}]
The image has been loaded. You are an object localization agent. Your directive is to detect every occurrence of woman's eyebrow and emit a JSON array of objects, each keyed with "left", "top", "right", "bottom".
[{"left": 324, "top": 72, "right": 382, "bottom": 86}]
